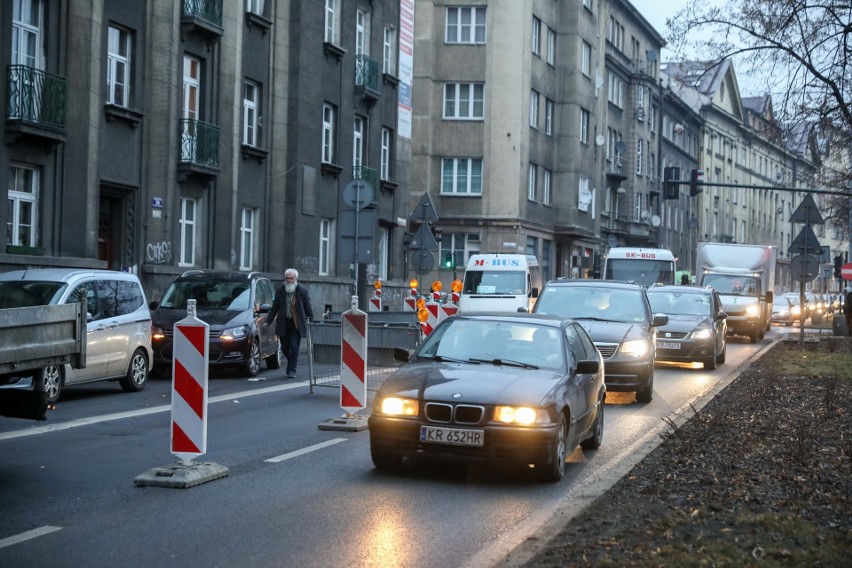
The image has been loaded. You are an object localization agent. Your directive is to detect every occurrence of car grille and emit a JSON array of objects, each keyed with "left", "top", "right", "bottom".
[
  {"left": 658, "top": 331, "right": 688, "bottom": 339},
  {"left": 595, "top": 342, "right": 618, "bottom": 359},
  {"left": 164, "top": 329, "right": 223, "bottom": 338},
  {"left": 424, "top": 402, "right": 485, "bottom": 425}
]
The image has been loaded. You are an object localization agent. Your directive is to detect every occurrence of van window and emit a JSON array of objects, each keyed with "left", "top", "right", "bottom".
[
  {"left": 97, "top": 279, "right": 144, "bottom": 317},
  {"left": 67, "top": 281, "right": 99, "bottom": 320},
  {"left": 463, "top": 270, "right": 526, "bottom": 295}
]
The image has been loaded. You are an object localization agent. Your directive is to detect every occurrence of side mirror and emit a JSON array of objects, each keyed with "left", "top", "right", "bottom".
[
  {"left": 652, "top": 314, "right": 669, "bottom": 327},
  {"left": 516, "top": 306, "right": 528, "bottom": 313},
  {"left": 257, "top": 302, "right": 272, "bottom": 314},
  {"left": 717, "top": 310, "right": 728, "bottom": 319},
  {"left": 576, "top": 359, "right": 600, "bottom": 374},
  {"left": 149, "top": 300, "right": 159, "bottom": 310},
  {"left": 393, "top": 347, "right": 412, "bottom": 363}
]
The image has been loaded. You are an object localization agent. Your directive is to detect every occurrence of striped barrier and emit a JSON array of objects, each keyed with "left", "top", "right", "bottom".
[
  {"left": 171, "top": 299, "right": 210, "bottom": 465},
  {"left": 340, "top": 296, "right": 367, "bottom": 415}
]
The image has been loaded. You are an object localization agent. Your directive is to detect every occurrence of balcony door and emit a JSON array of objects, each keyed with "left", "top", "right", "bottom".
[
  {"left": 181, "top": 55, "right": 201, "bottom": 161},
  {"left": 10, "top": 0, "right": 44, "bottom": 120}
]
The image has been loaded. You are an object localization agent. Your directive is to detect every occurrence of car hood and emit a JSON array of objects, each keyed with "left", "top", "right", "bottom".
[
  {"left": 379, "top": 362, "right": 561, "bottom": 407},
  {"left": 657, "top": 314, "right": 710, "bottom": 334},
  {"left": 575, "top": 320, "right": 645, "bottom": 343},
  {"left": 152, "top": 307, "right": 252, "bottom": 331}
]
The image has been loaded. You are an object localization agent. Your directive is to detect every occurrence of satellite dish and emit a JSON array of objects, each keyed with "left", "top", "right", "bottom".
[
  {"left": 641, "top": 210, "right": 650, "bottom": 220},
  {"left": 615, "top": 141, "right": 627, "bottom": 154},
  {"left": 651, "top": 215, "right": 661, "bottom": 227},
  {"left": 595, "top": 135, "right": 606, "bottom": 146}
]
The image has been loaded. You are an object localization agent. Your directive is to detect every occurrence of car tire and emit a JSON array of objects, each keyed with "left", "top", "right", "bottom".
[
  {"left": 539, "top": 413, "right": 567, "bottom": 482},
  {"left": 35, "top": 365, "right": 62, "bottom": 405},
  {"left": 580, "top": 395, "right": 604, "bottom": 450},
  {"left": 119, "top": 349, "right": 149, "bottom": 393},
  {"left": 371, "top": 447, "right": 403, "bottom": 471},
  {"left": 265, "top": 346, "right": 282, "bottom": 370},
  {"left": 635, "top": 370, "right": 654, "bottom": 403},
  {"left": 703, "top": 354, "right": 717, "bottom": 370},
  {"left": 244, "top": 339, "right": 260, "bottom": 377},
  {"left": 717, "top": 344, "right": 726, "bottom": 365}
]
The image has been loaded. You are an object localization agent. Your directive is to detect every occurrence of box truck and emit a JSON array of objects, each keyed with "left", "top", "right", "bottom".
[{"left": 458, "top": 254, "right": 542, "bottom": 313}]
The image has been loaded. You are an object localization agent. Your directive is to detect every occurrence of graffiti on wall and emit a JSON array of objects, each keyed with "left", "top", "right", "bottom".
[{"left": 146, "top": 241, "right": 172, "bottom": 264}]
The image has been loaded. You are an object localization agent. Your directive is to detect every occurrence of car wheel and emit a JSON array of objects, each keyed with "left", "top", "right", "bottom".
[
  {"left": 580, "top": 395, "right": 604, "bottom": 450},
  {"left": 785, "top": 321, "right": 792, "bottom": 327},
  {"left": 703, "top": 354, "right": 717, "bottom": 370},
  {"left": 371, "top": 447, "right": 403, "bottom": 471},
  {"left": 119, "top": 349, "right": 149, "bottom": 393},
  {"left": 244, "top": 339, "right": 260, "bottom": 376},
  {"left": 265, "top": 346, "right": 282, "bottom": 370},
  {"left": 717, "top": 344, "right": 726, "bottom": 365},
  {"left": 539, "top": 413, "right": 567, "bottom": 482},
  {"left": 35, "top": 365, "right": 62, "bottom": 405},
  {"left": 635, "top": 370, "right": 654, "bottom": 403}
]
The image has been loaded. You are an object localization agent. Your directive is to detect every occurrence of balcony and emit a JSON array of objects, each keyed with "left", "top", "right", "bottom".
[
  {"left": 630, "top": 59, "right": 656, "bottom": 80},
  {"left": 178, "top": 119, "right": 220, "bottom": 178},
  {"left": 605, "top": 159, "right": 628, "bottom": 184},
  {"left": 353, "top": 165, "right": 379, "bottom": 194},
  {"left": 355, "top": 54, "right": 381, "bottom": 100},
  {"left": 181, "top": 0, "right": 224, "bottom": 39},
  {"left": 5, "top": 65, "right": 66, "bottom": 145}
]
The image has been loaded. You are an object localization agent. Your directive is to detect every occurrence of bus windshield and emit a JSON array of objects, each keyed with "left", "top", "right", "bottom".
[
  {"left": 462, "top": 270, "right": 526, "bottom": 295},
  {"left": 604, "top": 259, "right": 675, "bottom": 287}
]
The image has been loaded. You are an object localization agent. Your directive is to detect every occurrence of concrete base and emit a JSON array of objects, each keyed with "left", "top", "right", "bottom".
[
  {"left": 318, "top": 414, "right": 369, "bottom": 432},
  {"left": 134, "top": 462, "right": 229, "bottom": 488}
]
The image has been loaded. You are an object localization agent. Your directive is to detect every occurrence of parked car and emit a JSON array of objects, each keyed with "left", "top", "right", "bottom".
[
  {"left": 149, "top": 270, "right": 281, "bottom": 376},
  {"left": 805, "top": 292, "right": 824, "bottom": 324},
  {"left": 368, "top": 313, "right": 605, "bottom": 482},
  {"left": 532, "top": 279, "right": 667, "bottom": 402},
  {"left": 771, "top": 296, "right": 795, "bottom": 326},
  {"left": 646, "top": 285, "right": 728, "bottom": 370},
  {"left": 781, "top": 293, "right": 804, "bottom": 324},
  {"left": 0, "top": 269, "right": 152, "bottom": 403}
]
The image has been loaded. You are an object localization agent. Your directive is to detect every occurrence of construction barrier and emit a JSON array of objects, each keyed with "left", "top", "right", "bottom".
[
  {"left": 170, "top": 299, "right": 210, "bottom": 465},
  {"left": 340, "top": 296, "right": 367, "bottom": 414}
]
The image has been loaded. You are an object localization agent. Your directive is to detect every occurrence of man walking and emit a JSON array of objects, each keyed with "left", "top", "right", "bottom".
[
  {"left": 844, "top": 285, "right": 852, "bottom": 337},
  {"left": 266, "top": 268, "right": 314, "bottom": 378}
]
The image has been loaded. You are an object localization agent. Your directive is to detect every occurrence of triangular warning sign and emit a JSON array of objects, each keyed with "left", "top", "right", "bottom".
[
  {"left": 409, "top": 192, "right": 439, "bottom": 222},
  {"left": 789, "top": 194, "right": 824, "bottom": 225},
  {"left": 788, "top": 225, "right": 822, "bottom": 254},
  {"left": 408, "top": 223, "right": 439, "bottom": 250}
]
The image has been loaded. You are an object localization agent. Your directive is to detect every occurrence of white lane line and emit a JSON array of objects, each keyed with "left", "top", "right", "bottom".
[
  {"left": 0, "top": 381, "right": 310, "bottom": 441},
  {"left": 264, "top": 438, "right": 347, "bottom": 463},
  {"left": 0, "top": 526, "right": 62, "bottom": 549}
]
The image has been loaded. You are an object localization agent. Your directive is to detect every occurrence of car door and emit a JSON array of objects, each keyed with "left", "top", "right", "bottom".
[
  {"left": 99, "top": 278, "right": 148, "bottom": 378},
  {"left": 63, "top": 280, "right": 109, "bottom": 382},
  {"left": 564, "top": 324, "right": 595, "bottom": 433},
  {"left": 712, "top": 291, "right": 727, "bottom": 355}
]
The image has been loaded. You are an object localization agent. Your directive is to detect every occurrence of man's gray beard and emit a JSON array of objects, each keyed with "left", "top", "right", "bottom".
[{"left": 285, "top": 282, "right": 296, "bottom": 293}]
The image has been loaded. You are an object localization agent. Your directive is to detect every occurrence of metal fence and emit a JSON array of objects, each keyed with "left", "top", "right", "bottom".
[{"left": 306, "top": 312, "right": 421, "bottom": 393}]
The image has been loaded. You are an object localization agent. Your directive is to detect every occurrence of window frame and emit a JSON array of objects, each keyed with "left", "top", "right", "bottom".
[
  {"left": 441, "top": 158, "right": 483, "bottom": 195},
  {"left": 7, "top": 164, "right": 39, "bottom": 248},
  {"left": 545, "top": 98, "right": 554, "bottom": 135},
  {"left": 527, "top": 163, "right": 537, "bottom": 201},
  {"left": 324, "top": 0, "right": 339, "bottom": 45},
  {"left": 580, "top": 108, "right": 589, "bottom": 144},
  {"left": 322, "top": 103, "right": 336, "bottom": 164},
  {"left": 383, "top": 26, "right": 397, "bottom": 75},
  {"left": 443, "top": 82, "right": 484, "bottom": 120},
  {"left": 106, "top": 25, "right": 131, "bottom": 107},
  {"left": 546, "top": 27, "right": 556, "bottom": 66},
  {"left": 239, "top": 207, "right": 256, "bottom": 271},
  {"left": 542, "top": 168, "right": 552, "bottom": 206},
  {"left": 581, "top": 41, "right": 592, "bottom": 77},
  {"left": 381, "top": 127, "right": 392, "bottom": 181},
  {"left": 319, "top": 218, "right": 333, "bottom": 276},
  {"left": 529, "top": 90, "right": 539, "bottom": 129},
  {"left": 445, "top": 6, "right": 486, "bottom": 44},
  {"left": 531, "top": 16, "right": 541, "bottom": 56},
  {"left": 179, "top": 197, "right": 197, "bottom": 267},
  {"left": 242, "top": 80, "right": 260, "bottom": 147}
]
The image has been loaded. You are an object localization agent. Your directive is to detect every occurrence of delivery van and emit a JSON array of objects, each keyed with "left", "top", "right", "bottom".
[{"left": 459, "top": 254, "right": 542, "bottom": 313}]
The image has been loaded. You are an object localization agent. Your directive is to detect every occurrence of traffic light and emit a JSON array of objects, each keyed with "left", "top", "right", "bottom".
[
  {"left": 433, "top": 227, "right": 442, "bottom": 243},
  {"left": 835, "top": 255, "right": 843, "bottom": 279},
  {"left": 443, "top": 252, "right": 454, "bottom": 269},
  {"left": 663, "top": 166, "right": 680, "bottom": 199},
  {"left": 689, "top": 168, "right": 704, "bottom": 196}
]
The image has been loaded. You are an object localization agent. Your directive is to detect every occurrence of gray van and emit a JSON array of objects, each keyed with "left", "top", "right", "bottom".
[{"left": 0, "top": 269, "right": 153, "bottom": 403}]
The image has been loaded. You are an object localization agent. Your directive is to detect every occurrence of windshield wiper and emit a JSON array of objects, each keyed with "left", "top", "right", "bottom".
[
  {"left": 469, "top": 358, "right": 539, "bottom": 369},
  {"left": 433, "top": 355, "right": 482, "bottom": 364}
]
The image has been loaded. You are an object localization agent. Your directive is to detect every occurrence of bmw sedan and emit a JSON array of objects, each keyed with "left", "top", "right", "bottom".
[
  {"left": 646, "top": 285, "right": 728, "bottom": 370},
  {"left": 368, "top": 313, "right": 605, "bottom": 482}
]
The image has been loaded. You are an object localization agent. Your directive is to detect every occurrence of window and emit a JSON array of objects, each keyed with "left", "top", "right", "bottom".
[
  {"left": 377, "top": 228, "right": 389, "bottom": 281},
  {"left": 581, "top": 41, "right": 592, "bottom": 77},
  {"left": 383, "top": 26, "right": 397, "bottom": 75},
  {"left": 381, "top": 127, "right": 392, "bottom": 180},
  {"left": 319, "top": 218, "right": 334, "bottom": 276},
  {"left": 446, "top": 7, "right": 486, "bottom": 44},
  {"left": 322, "top": 103, "right": 336, "bottom": 164},
  {"left": 242, "top": 81, "right": 259, "bottom": 147},
  {"left": 7, "top": 165, "right": 38, "bottom": 247},
  {"left": 246, "top": 0, "right": 265, "bottom": 15},
  {"left": 528, "top": 163, "right": 537, "bottom": 201},
  {"left": 441, "top": 232, "right": 479, "bottom": 269},
  {"left": 355, "top": 9, "right": 370, "bottom": 56},
  {"left": 324, "top": 0, "right": 339, "bottom": 44},
  {"left": 353, "top": 116, "right": 364, "bottom": 167},
  {"left": 543, "top": 168, "right": 552, "bottom": 206},
  {"left": 541, "top": 240, "right": 552, "bottom": 281},
  {"left": 179, "top": 197, "right": 197, "bottom": 266},
  {"left": 607, "top": 72, "right": 624, "bottom": 108},
  {"left": 634, "top": 192, "right": 643, "bottom": 222},
  {"left": 545, "top": 98, "right": 554, "bottom": 135},
  {"left": 182, "top": 55, "right": 200, "bottom": 121},
  {"left": 580, "top": 108, "right": 589, "bottom": 144},
  {"left": 608, "top": 16, "right": 624, "bottom": 51},
  {"left": 546, "top": 28, "right": 556, "bottom": 65},
  {"left": 12, "top": 0, "right": 42, "bottom": 69},
  {"left": 529, "top": 90, "right": 539, "bottom": 128},
  {"left": 443, "top": 83, "right": 484, "bottom": 119},
  {"left": 636, "top": 139, "right": 644, "bottom": 175},
  {"left": 239, "top": 208, "right": 255, "bottom": 270},
  {"left": 526, "top": 236, "right": 538, "bottom": 257},
  {"left": 531, "top": 17, "right": 541, "bottom": 55},
  {"left": 441, "top": 158, "right": 483, "bottom": 195},
  {"left": 107, "top": 26, "right": 131, "bottom": 107}
]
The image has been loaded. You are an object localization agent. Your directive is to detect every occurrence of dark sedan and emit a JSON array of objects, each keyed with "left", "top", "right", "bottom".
[
  {"left": 368, "top": 313, "right": 605, "bottom": 482},
  {"left": 646, "top": 286, "right": 728, "bottom": 370}
]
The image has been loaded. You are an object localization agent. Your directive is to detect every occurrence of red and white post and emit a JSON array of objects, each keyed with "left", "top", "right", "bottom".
[
  {"left": 340, "top": 296, "right": 367, "bottom": 416},
  {"left": 171, "top": 299, "right": 210, "bottom": 465}
]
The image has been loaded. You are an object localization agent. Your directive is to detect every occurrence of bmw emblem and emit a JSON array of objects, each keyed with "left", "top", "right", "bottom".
[{"left": 452, "top": 393, "right": 462, "bottom": 399}]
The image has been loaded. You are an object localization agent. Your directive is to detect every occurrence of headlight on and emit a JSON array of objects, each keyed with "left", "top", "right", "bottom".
[
  {"left": 791, "top": 306, "right": 800, "bottom": 315},
  {"left": 745, "top": 305, "right": 760, "bottom": 316},
  {"left": 621, "top": 339, "right": 650, "bottom": 357},
  {"left": 691, "top": 328, "right": 712, "bottom": 339},
  {"left": 494, "top": 406, "right": 538, "bottom": 425},
  {"left": 379, "top": 397, "right": 418, "bottom": 416},
  {"left": 221, "top": 325, "right": 248, "bottom": 340},
  {"left": 151, "top": 326, "right": 165, "bottom": 340}
]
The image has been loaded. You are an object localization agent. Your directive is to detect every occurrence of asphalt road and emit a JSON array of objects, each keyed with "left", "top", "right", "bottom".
[{"left": 0, "top": 329, "right": 789, "bottom": 568}]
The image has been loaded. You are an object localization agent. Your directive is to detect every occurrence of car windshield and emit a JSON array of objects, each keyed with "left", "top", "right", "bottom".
[
  {"left": 462, "top": 270, "right": 526, "bottom": 295},
  {"left": 702, "top": 274, "right": 758, "bottom": 295},
  {"left": 0, "top": 281, "right": 67, "bottom": 308},
  {"left": 159, "top": 280, "right": 250, "bottom": 310},
  {"left": 647, "top": 292, "right": 710, "bottom": 317},
  {"left": 535, "top": 286, "right": 647, "bottom": 323},
  {"left": 417, "top": 319, "right": 565, "bottom": 371}
]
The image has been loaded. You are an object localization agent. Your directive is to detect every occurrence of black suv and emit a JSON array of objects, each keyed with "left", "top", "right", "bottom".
[
  {"left": 149, "top": 271, "right": 281, "bottom": 376},
  {"left": 533, "top": 279, "right": 667, "bottom": 402}
]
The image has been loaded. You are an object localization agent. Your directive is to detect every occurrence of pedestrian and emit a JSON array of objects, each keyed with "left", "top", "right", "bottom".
[
  {"left": 265, "top": 268, "right": 314, "bottom": 378},
  {"left": 844, "top": 285, "right": 852, "bottom": 337}
]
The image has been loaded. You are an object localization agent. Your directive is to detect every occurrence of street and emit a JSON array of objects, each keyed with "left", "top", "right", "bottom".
[{"left": 0, "top": 327, "right": 794, "bottom": 567}]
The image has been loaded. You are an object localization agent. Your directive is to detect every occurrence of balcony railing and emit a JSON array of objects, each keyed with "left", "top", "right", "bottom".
[
  {"left": 6, "top": 65, "right": 66, "bottom": 129},
  {"left": 355, "top": 54, "right": 381, "bottom": 98},
  {"left": 353, "top": 165, "right": 379, "bottom": 193},
  {"left": 179, "top": 119, "right": 219, "bottom": 167},
  {"left": 182, "top": 0, "right": 223, "bottom": 28}
]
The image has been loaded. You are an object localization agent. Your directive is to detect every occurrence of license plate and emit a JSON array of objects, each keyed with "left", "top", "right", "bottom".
[
  {"left": 420, "top": 426, "right": 484, "bottom": 447},
  {"left": 657, "top": 341, "right": 680, "bottom": 350}
]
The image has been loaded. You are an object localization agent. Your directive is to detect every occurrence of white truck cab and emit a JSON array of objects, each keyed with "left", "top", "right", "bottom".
[{"left": 459, "top": 254, "right": 542, "bottom": 313}]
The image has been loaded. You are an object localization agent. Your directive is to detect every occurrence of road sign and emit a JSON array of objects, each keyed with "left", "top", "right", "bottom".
[
  {"left": 788, "top": 225, "right": 821, "bottom": 255},
  {"left": 411, "top": 249, "right": 434, "bottom": 273},
  {"left": 842, "top": 263, "right": 852, "bottom": 280},
  {"left": 342, "top": 179, "right": 375, "bottom": 210},
  {"left": 789, "top": 194, "right": 824, "bottom": 224},
  {"left": 339, "top": 208, "right": 375, "bottom": 264},
  {"left": 410, "top": 192, "right": 439, "bottom": 222},
  {"left": 790, "top": 254, "right": 820, "bottom": 282},
  {"left": 408, "top": 223, "right": 439, "bottom": 250}
]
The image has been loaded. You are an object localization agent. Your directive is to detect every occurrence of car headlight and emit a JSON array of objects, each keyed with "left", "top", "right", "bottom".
[
  {"left": 379, "top": 397, "right": 418, "bottom": 416},
  {"left": 791, "top": 306, "right": 800, "bottom": 315},
  {"left": 691, "top": 328, "right": 712, "bottom": 340},
  {"left": 220, "top": 325, "right": 248, "bottom": 340},
  {"left": 493, "top": 406, "right": 550, "bottom": 425},
  {"left": 151, "top": 326, "right": 166, "bottom": 340},
  {"left": 621, "top": 339, "right": 650, "bottom": 357},
  {"left": 745, "top": 305, "right": 760, "bottom": 316}
]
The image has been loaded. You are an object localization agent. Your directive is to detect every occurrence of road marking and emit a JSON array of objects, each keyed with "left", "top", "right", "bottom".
[
  {"left": 0, "top": 526, "right": 62, "bottom": 549},
  {"left": 265, "top": 438, "right": 347, "bottom": 463},
  {"left": 0, "top": 380, "right": 311, "bottom": 441}
]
